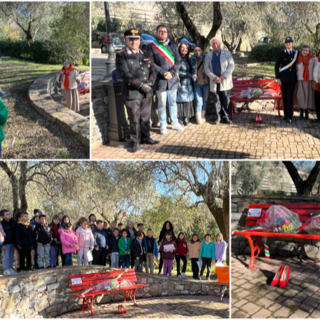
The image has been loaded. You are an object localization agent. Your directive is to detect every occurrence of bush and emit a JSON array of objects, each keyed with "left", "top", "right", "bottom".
[
  {"left": 248, "top": 43, "right": 317, "bottom": 62},
  {"left": 0, "top": 39, "right": 52, "bottom": 64}
]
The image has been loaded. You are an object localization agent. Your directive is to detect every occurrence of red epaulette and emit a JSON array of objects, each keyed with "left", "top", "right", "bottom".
[{"left": 118, "top": 49, "right": 126, "bottom": 53}]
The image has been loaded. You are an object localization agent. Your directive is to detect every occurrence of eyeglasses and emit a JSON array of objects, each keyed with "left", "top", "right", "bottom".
[{"left": 158, "top": 30, "right": 168, "bottom": 34}]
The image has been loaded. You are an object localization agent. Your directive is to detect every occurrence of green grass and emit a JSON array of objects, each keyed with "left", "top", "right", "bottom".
[
  {"left": 234, "top": 63, "right": 275, "bottom": 78},
  {"left": 0, "top": 58, "right": 89, "bottom": 159}
]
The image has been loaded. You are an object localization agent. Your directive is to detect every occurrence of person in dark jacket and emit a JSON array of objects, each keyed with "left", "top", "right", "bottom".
[
  {"left": 144, "top": 229, "right": 158, "bottom": 274},
  {"left": 159, "top": 231, "right": 177, "bottom": 277},
  {"left": 34, "top": 214, "right": 52, "bottom": 269},
  {"left": 147, "top": 24, "right": 184, "bottom": 135},
  {"left": 116, "top": 28, "right": 159, "bottom": 152},
  {"left": 177, "top": 43, "right": 194, "bottom": 126},
  {"left": 109, "top": 228, "right": 120, "bottom": 268},
  {"left": 130, "top": 231, "right": 144, "bottom": 272},
  {"left": 15, "top": 211, "right": 35, "bottom": 271},
  {"left": 49, "top": 215, "right": 60, "bottom": 268},
  {"left": 275, "top": 37, "right": 298, "bottom": 123},
  {"left": 157, "top": 220, "right": 176, "bottom": 274},
  {"left": 92, "top": 220, "right": 109, "bottom": 266},
  {"left": 126, "top": 220, "right": 137, "bottom": 268},
  {"left": 0, "top": 209, "right": 17, "bottom": 275}
]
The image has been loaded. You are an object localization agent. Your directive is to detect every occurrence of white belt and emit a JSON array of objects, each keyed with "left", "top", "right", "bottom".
[{"left": 279, "top": 50, "right": 298, "bottom": 72}]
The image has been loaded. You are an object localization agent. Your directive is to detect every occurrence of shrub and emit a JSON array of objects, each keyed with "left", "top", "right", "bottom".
[{"left": 249, "top": 43, "right": 318, "bottom": 62}]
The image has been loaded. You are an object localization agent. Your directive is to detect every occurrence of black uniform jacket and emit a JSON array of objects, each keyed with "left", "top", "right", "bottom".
[
  {"left": 116, "top": 47, "right": 158, "bottom": 100},
  {"left": 275, "top": 49, "right": 298, "bottom": 83}
]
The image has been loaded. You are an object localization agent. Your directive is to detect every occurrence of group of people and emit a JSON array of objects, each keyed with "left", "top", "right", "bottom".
[
  {"left": 116, "top": 26, "right": 234, "bottom": 152},
  {"left": 0, "top": 210, "right": 228, "bottom": 280}
]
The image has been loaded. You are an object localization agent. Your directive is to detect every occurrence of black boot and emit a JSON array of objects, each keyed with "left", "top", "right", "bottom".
[
  {"left": 300, "top": 109, "right": 304, "bottom": 119},
  {"left": 132, "top": 142, "right": 140, "bottom": 153},
  {"left": 305, "top": 109, "right": 309, "bottom": 120}
]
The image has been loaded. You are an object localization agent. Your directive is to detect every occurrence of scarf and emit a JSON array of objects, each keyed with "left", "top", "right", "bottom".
[
  {"left": 18, "top": 221, "right": 30, "bottom": 227},
  {"left": 194, "top": 53, "right": 206, "bottom": 61},
  {"left": 52, "top": 224, "right": 59, "bottom": 239},
  {"left": 63, "top": 65, "right": 76, "bottom": 90},
  {"left": 297, "top": 53, "right": 316, "bottom": 81}
]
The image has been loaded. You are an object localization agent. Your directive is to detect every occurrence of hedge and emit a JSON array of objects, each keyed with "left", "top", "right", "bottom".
[{"left": 248, "top": 43, "right": 317, "bottom": 62}]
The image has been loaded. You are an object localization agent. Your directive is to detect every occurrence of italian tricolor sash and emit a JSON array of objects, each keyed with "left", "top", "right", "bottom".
[{"left": 151, "top": 40, "right": 175, "bottom": 66}]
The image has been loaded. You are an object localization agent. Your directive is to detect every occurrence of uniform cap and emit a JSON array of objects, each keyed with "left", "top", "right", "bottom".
[
  {"left": 285, "top": 37, "right": 293, "bottom": 43},
  {"left": 124, "top": 28, "right": 141, "bottom": 39}
]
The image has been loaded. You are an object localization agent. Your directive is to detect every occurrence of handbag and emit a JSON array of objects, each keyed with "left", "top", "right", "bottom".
[{"left": 312, "top": 81, "right": 320, "bottom": 91}]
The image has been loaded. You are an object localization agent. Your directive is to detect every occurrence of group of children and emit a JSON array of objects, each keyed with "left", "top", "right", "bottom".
[{"left": 0, "top": 212, "right": 228, "bottom": 280}]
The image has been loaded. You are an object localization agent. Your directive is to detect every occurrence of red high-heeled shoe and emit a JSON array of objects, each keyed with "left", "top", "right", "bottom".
[
  {"left": 270, "top": 265, "right": 283, "bottom": 286},
  {"left": 255, "top": 114, "right": 259, "bottom": 123},
  {"left": 279, "top": 265, "right": 290, "bottom": 288},
  {"left": 259, "top": 114, "right": 263, "bottom": 123},
  {"left": 118, "top": 305, "right": 125, "bottom": 314}
]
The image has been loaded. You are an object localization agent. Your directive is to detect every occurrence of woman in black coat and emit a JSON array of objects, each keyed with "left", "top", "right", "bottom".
[{"left": 157, "top": 220, "right": 176, "bottom": 274}]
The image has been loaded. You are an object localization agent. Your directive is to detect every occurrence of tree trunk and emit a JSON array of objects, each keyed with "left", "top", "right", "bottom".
[
  {"left": 283, "top": 161, "right": 320, "bottom": 196},
  {"left": 176, "top": 2, "right": 222, "bottom": 52},
  {"left": 19, "top": 162, "right": 28, "bottom": 212}
]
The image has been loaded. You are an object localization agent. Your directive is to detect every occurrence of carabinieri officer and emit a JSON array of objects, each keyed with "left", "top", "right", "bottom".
[
  {"left": 116, "top": 28, "right": 159, "bottom": 152},
  {"left": 275, "top": 37, "right": 298, "bottom": 123}
]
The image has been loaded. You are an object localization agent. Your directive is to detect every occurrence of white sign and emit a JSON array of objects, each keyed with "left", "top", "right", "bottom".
[
  {"left": 71, "top": 278, "right": 82, "bottom": 285},
  {"left": 164, "top": 244, "right": 175, "bottom": 251},
  {"left": 248, "top": 208, "right": 262, "bottom": 217}
]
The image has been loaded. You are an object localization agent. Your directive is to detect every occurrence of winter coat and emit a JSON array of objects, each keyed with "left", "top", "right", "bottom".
[
  {"left": 56, "top": 69, "right": 80, "bottom": 90},
  {"left": 15, "top": 222, "right": 35, "bottom": 250},
  {"left": 1, "top": 218, "right": 16, "bottom": 245},
  {"left": 0, "top": 223, "right": 5, "bottom": 244},
  {"left": 76, "top": 226, "right": 95, "bottom": 249},
  {"left": 92, "top": 228, "right": 108, "bottom": 248},
  {"left": 313, "top": 59, "right": 320, "bottom": 83},
  {"left": 118, "top": 237, "right": 132, "bottom": 255},
  {"left": 147, "top": 39, "right": 182, "bottom": 91},
  {"left": 188, "top": 241, "right": 202, "bottom": 259},
  {"left": 296, "top": 57, "right": 317, "bottom": 81},
  {"left": 176, "top": 240, "right": 188, "bottom": 255},
  {"left": 49, "top": 223, "right": 60, "bottom": 246},
  {"left": 191, "top": 53, "right": 209, "bottom": 86},
  {"left": 106, "top": 228, "right": 114, "bottom": 240},
  {"left": 0, "top": 97, "right": 8, "bottom": 143},
  {"left": 177, "top": 57, "right": 194, "bottom": 103},
  {"left": 60, "top": 229, "right": 78, "bottom": 254},
  {"left": 215, "top": 240, "right": 228, "bottom": 262},
  {"left": 109, "top": 235, "right": 120, "bottom": 254},
  {"left": 131, "top": 238, "right": 145, "bottom": 258},
  {"left": 126, "top": 227, "right": 137, "bottom": 240},
  {"left": 144, "top": 236, "right": 158, "bottom": 258},
  {"left": 159, "top": 238, "right": 177, "bottom": 260},
  {"left": 204, "top": 50, "right": 234, "bottom": 93},
  {"left": 34, "top": 224, "right": 52, "bottom": 245},
  {"left": 199, "top": 241, "right": 215, "bottom": 260}
]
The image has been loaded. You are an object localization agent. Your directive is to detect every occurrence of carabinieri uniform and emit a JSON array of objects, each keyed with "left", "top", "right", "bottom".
[{"left": 275, "top": 37, "right": 298, "bottom": 122}]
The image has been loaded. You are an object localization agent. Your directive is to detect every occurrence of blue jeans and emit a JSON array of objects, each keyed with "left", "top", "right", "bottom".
[
  {"left": 120, "top": 255, "right": 130, "bottom": 268},
  {"left": 64, "top": 253, "right": 73, "bottom": 266},
  {"left": 2, "top": 243, "right": 15, "bottom": 269},
  {"left": 194, "top": 84, "right": 210, "bottom": 113},
  {"left": 156, "top": 90, "right": 178, "bottom": 126},
  {"left": 50, "top": 246, "right": 58, "bottom": 267}
]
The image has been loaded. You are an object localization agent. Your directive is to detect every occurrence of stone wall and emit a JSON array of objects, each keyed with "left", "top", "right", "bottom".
[
  {"left": 29, "top": 73, "right": 90, "bottom": 148},
  {"left": 231, "top": 195, "right": 320, "bottom": 261},
  {"left": 0, "top": 265, "right": 228, "bottom": 319}
]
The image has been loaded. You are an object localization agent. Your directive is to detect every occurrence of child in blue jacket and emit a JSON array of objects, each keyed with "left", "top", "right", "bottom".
[
  {"left": 199, "top": 234, "right": 215, "bottom": 280},
  {"left": 144, "top": 229, "right": 158, "bottom": 274}
]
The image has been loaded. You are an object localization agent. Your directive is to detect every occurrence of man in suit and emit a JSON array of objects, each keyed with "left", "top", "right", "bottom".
[
  {"left": 116, "top": 28, "right": 159, "bottom": 152},
  {"left": 275, "top": 37, "right": 298, "bottom": 123}
]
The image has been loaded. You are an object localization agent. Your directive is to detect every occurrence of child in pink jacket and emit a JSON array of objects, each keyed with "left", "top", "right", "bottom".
[
  {"left": 60, "top": 223, "right": 78, "bottom": 266},
  {"left": 76, "top": 217, "right": 94, "bottom": 265}
]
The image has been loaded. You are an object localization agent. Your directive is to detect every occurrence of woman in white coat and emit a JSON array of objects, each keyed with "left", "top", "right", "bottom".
[
  {"left": 313, "top": 51, "right": 320, "bottom": 123},
  {"left": 57, "top": 58, "right": 81, "bottom": 112}
]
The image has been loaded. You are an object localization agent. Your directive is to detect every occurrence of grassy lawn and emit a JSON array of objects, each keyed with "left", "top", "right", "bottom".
[
  {"left": 234, "top": 63, "right": 275, "bottom": 78},
  {"left": 0, "top": 59, "right": 89, "bottom": 159}
]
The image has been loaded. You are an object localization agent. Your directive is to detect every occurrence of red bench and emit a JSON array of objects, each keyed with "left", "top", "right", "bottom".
[
  {"left": 230, "top": 79, "right": 282, "bottom": 120},
  {"left": 232, "top": 203, "right": 320, "bottom": 269},
  {"left": 69, "top": 269, "right": 146, "bottom": 315}
]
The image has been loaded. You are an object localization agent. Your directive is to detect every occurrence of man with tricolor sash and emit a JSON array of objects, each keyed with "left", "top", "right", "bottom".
[
  {"left": 147, "top": 25, "right": 185, "bottom": 135},
  {"left": 116, "top": 28, "right": 159, "bottom": 153},
  {"left": 275, "top": 37, "right": 298, "bottom": 124}
]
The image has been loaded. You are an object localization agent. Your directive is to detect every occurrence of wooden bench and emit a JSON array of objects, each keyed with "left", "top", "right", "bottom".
[
  {"left": 69, "top": 269, "right": 146, "bottom": 315},
  {"left": 230, "top": 79, "right": 282, "bottom": 120},
  {"left": 232, "top": 203, "right": 320, "bottom": 269}
]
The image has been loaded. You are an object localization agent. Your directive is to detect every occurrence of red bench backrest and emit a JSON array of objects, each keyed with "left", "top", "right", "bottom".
[
  {"left": 69, "top": 269, "right": 138, "bottom": 292},
  {"left": 245, "top": 203, "right": 320, "bottom": 227},
  {"left": 232, "top": 79, "right": 281, "bottom": 93}
]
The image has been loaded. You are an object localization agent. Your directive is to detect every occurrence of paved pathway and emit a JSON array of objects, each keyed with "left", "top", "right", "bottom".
[
  {"left": 57, "top": 295, "right": 229, "bottom": 318},
  {"left": 231, "top": 255, "right": 320, "bottom": 318},
  {"left": 92, "top": 103, "right": 320, "bottom": 160}
]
